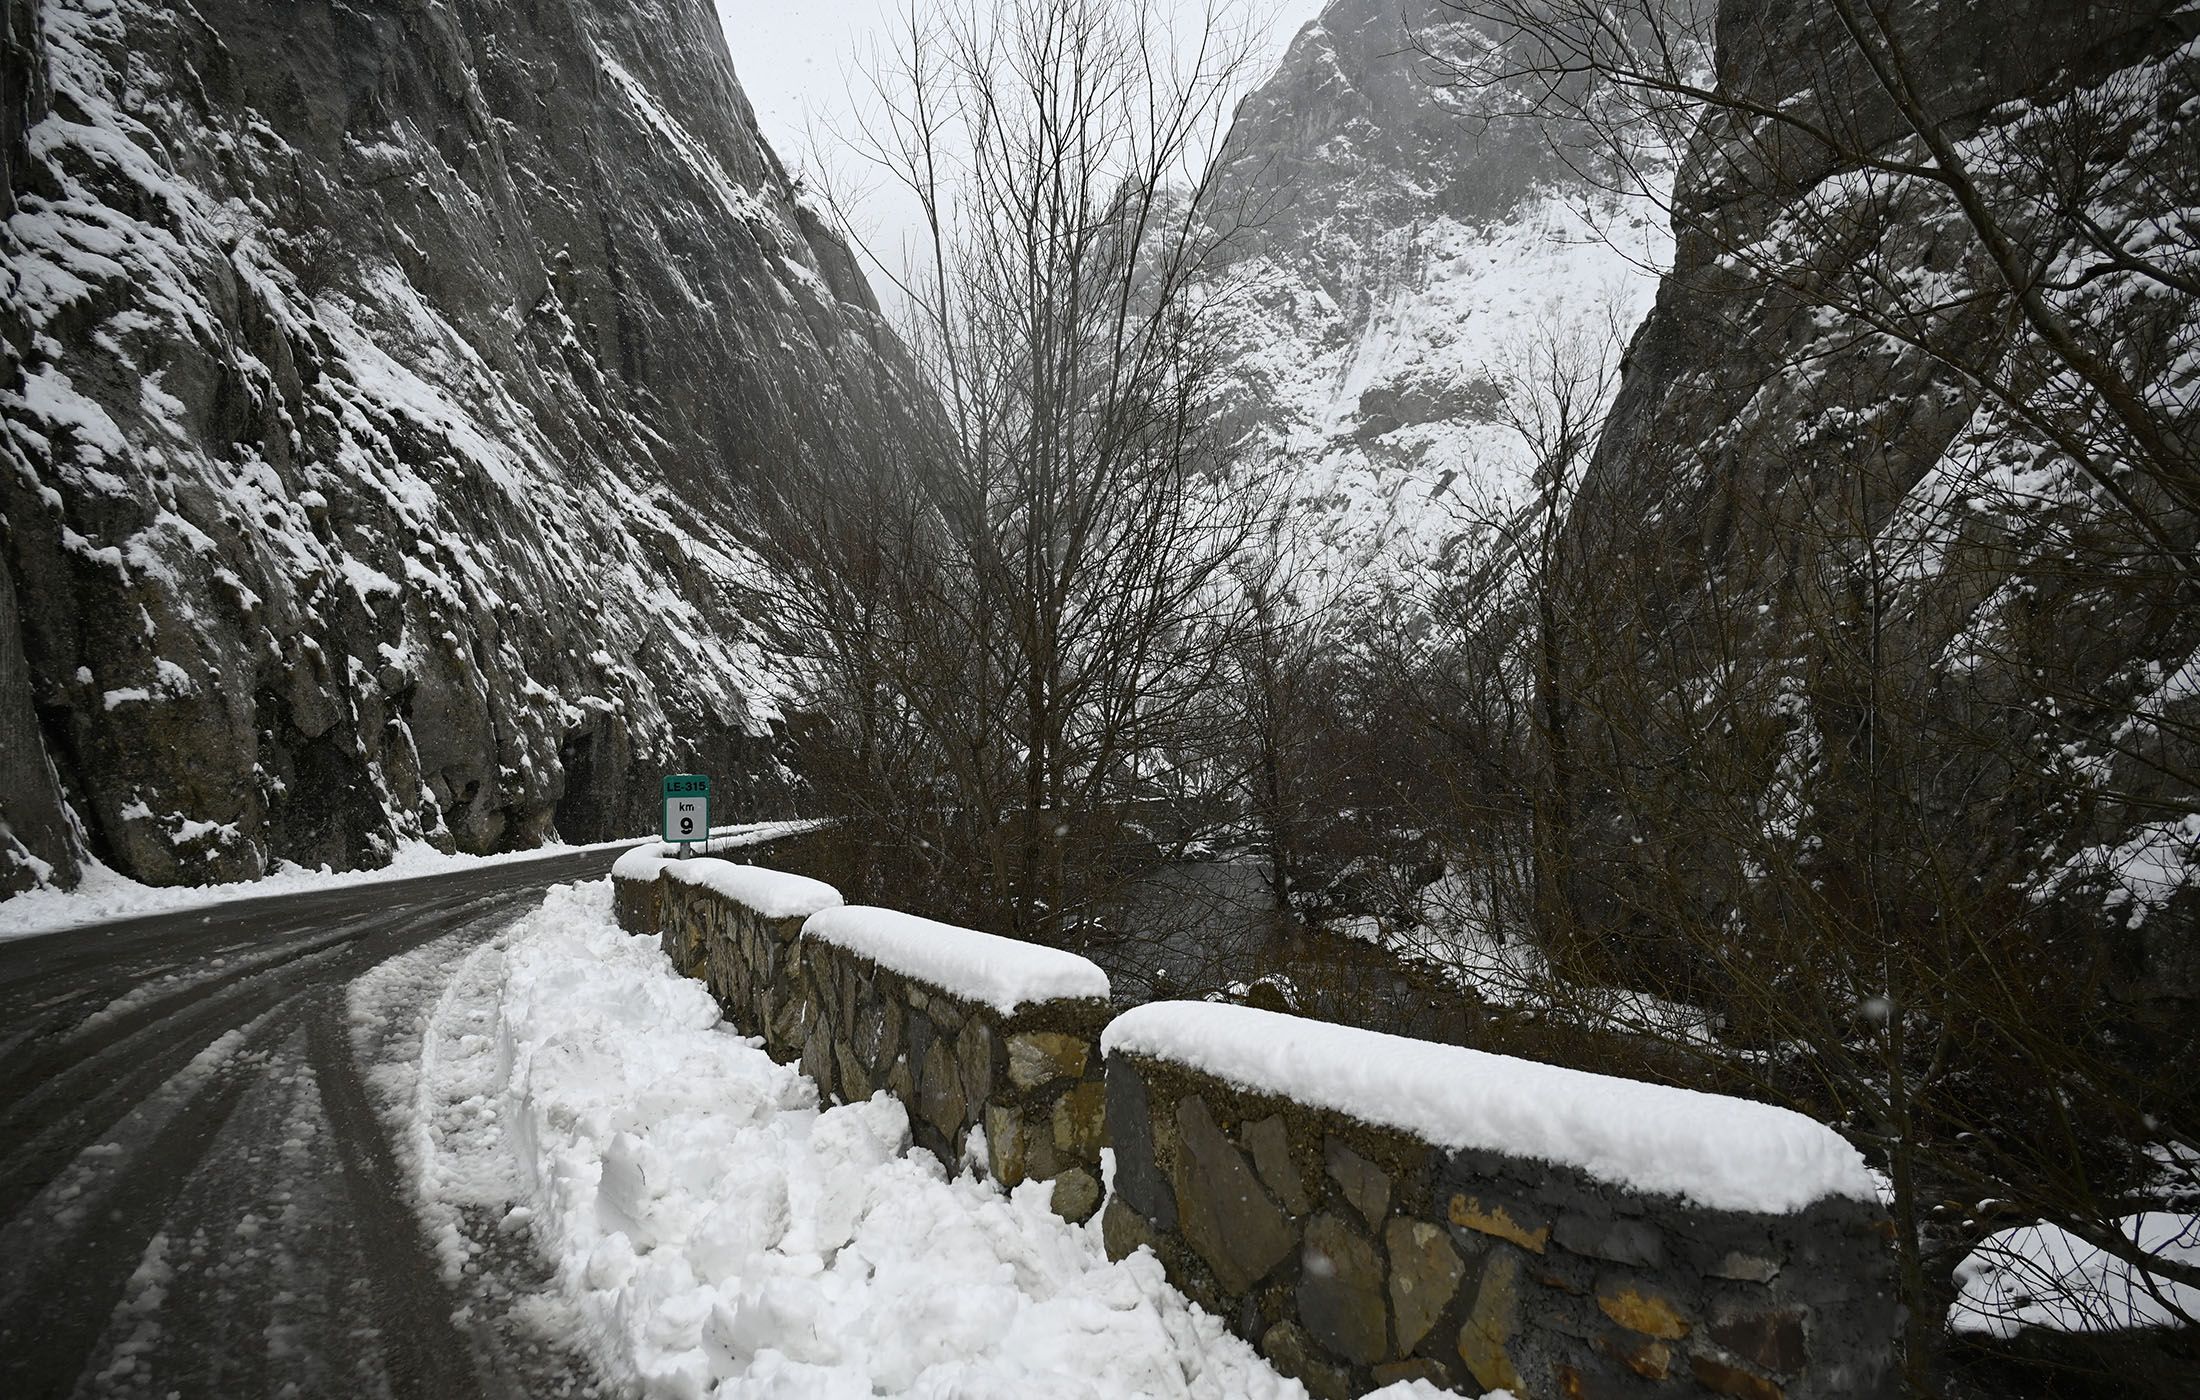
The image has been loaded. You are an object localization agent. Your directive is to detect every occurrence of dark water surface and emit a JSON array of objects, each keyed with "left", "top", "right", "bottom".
[
  {"left": 1085, "top": 858, "right": 1482, "bottom": 1045},
  {"left": 752, "top": 822, "right": 1484, "bottom": 1043}
]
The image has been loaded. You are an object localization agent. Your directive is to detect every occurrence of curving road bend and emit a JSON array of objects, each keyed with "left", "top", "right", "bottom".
[{"left": 0, "top": 848, "right": 630, "bottom": 1400}]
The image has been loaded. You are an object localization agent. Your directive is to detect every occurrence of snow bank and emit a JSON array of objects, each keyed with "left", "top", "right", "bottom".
[
  {"left": 1949, "top": 1212, "right": 2200, "bottom": 1337},
  {"left": 607, "top": 822, "right": 830, "bottom": 885},
  {"left": 1103, "top": 1001, "right": 1877, "bottom": 1215},
  {"left": 406, "top": 879, "right": 1325, "bottom": 1398},
  {"left": 1, "top": 822, "right": 818, "bottom": 941},
  {"left": 658, "top": 859, "right": 842, "bottom": 921},
  {"left": 802, "top": 906, "right": 1110, "bottom": 1016}
]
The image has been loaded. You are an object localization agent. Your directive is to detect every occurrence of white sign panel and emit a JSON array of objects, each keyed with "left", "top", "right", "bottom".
[{"left": 664, "top": 794, "right": 707, "bottom": 843}]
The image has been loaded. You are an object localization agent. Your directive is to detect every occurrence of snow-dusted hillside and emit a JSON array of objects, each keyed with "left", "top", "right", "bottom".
[
  {"left": 1565, "top": 0, "right": 2199, "bottom": 989},
  {"left": 0, "top": 0, "right": 918, "bottom": 891},
  {"left": 1202, "top": 0, "right": 1669, "bottom": 571}
]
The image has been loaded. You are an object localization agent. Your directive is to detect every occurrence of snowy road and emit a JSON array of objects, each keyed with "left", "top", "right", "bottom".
[{"left": 0, "top": 846, "right": 629, "bottom": 1400}]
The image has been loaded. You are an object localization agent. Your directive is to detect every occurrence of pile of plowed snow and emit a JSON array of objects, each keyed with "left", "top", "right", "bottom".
[{"left": 385, "top": 879, "right": 1467, "bottom": 1398}]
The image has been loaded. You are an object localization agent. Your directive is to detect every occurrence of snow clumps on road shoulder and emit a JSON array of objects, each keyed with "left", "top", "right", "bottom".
[
  {"left": 411, "top": 878, "right": 1322, "bottom": 1399},
  {"left": 1104, "top": 1001, "right": 1879, "bottom": 1216}
]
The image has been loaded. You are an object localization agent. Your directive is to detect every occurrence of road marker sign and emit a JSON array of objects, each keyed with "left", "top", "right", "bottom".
[{"left": 662, "top": 773, "right": 710, "bottom": 848}]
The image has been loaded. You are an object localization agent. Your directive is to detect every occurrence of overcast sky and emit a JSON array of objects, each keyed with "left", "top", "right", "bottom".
[{"left": 713, "top": 0, "right": 1331, "bottom": 282}]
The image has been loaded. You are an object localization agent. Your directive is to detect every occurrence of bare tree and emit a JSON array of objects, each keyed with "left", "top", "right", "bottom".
[{"left": 750, "top": 0, "right": 1272, "bottom": 945}]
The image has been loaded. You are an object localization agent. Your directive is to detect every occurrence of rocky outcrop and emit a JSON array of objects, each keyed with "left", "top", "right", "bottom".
[
  {"left": 0, "top": 0, "right": 919, "bottom": 889},
  {"left": 1562, "top": 0, "right": 2199, "bottom": 992},
  {"left": 1197, "top": 0, "right": 1665, "bottom": 569}
]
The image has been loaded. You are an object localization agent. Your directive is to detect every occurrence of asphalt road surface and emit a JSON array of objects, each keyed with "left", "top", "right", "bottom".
[{"left": 0, "top": 847, "right": 633, "bottom": 1400}]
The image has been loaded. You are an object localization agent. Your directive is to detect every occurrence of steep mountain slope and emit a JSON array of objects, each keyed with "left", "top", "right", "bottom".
[
  {"left": 0, "top": 0, "right": 918, "bottom": 891},
  {"left": 1567, "top": 0, "right": 2199, "bottom": 987},
  {"left": 1200, "top": 0, "right": 1669, "bottom": 571}
]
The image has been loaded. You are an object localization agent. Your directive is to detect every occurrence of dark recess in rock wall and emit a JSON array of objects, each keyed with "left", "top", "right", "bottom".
[
  {"left": 1, "top": 0, "right": 919, "bottom": 887},
  {"left": 0, "top": 555, "right": 75, "bottom": 893}
]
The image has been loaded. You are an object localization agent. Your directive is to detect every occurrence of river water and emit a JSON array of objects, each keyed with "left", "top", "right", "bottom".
[
  {"left": 1083, "top": 859, "right": 1479, "bottom": 1046},
  {"left": 749, "top": 827, "right": 1480, "bottom": 1046}
]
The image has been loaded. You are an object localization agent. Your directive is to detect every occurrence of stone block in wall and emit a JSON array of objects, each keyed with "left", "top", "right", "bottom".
[
  {"left": 651, "top": 858, "right": 842, "bottom": 1046},
  {"left": 1172, "top": 1093, "right": 1296, "bottom": 1294},
  {"left": 658, "top": 882, "right": 711, "bottom": 980},
  {"left": 612, "top": 871, "right": 662, "bottom": 938},
  {"left": 1101, "top": 1001, "right": 1898, "bottom": 1400},
  {"left": 705, "top": 903, "right": 808, "bottom": 1053}
]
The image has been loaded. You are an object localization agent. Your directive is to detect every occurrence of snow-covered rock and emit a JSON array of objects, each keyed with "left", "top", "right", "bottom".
[
  {"left": 1198, "top": 0, "right": 1667, "bottom": 574},
  {"left": 1562, "top": 0, "right": 2199, "bottom": 992},
  {"left": 0, "top": 0, "right": 919, "bottom": 892},
  {"left": 1949, "top": 1211, "right": 2200, "bottom": 1338}
]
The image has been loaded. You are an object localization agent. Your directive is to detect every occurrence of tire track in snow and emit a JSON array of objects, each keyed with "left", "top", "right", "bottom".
[{"left": 0, "top": 844, "right": 630, "bottom": 1398}]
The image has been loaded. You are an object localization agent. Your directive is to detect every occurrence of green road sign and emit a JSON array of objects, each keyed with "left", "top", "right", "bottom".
[{"left": 662, "top": 773, "right": 710, "bottom": 845}]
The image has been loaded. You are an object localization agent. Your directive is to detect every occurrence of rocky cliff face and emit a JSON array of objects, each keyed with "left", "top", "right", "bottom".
[
  {"left": 1198, "top": 0, "right": 1668, "bottom": 571},
  {"left": 0, "top": 0, "right": 918, "bottom": 892},
  {"left": 1569, "top": 0, "right": 2198, "bottom": 982}
]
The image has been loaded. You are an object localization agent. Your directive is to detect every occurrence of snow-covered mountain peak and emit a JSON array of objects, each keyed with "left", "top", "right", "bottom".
[{"left": 1201, "top": 0, "right": 1671, "bottom": 572}]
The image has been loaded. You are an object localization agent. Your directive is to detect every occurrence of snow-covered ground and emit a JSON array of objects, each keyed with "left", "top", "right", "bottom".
[
  {"left": 1338, "top": 873, "right": 1722, "bottom": 1048},
  {"left": 1950, "top": 1212, "right": 2200, "bottom": 1338},
  {"left": 379, "top": 877, "right": 1474, "bottom": 1398},
  {"left": 0, "top": 823, "right": 813, "bottom": 942}
]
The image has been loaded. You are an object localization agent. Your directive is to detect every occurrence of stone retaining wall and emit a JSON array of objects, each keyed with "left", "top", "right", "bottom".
[
  {"left": 613, "top": 852, "right": 1897, "bottom": 1398},
  {"left": 1103, "top": 1023, "right": 1899, "bottom": 1400},
  {"left": 612, "top": 852, "right": 1111, "bottom": 1222}
]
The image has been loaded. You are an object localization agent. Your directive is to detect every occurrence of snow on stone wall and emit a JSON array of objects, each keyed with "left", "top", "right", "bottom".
[
  {"left": 1104, "top": 1002, "right": 1876, "bottom": 1215},
  {"left": 805, "top": 905, "right": 1113, "bottom": 1016},
  {"left": 613, "top": 861, "right": 1899, "bottom": 1395},
  {"left": 613, "top": 855, "right": 1113, "bottom": 1222},
  {"left": 664, "top": 858, "right": 842, "bottom": 922},
  {"left": 1103, "top": 1003, "right": 1900, "bottom": 1400}
]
